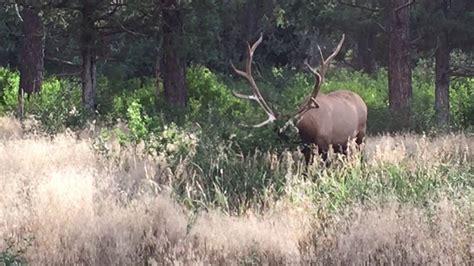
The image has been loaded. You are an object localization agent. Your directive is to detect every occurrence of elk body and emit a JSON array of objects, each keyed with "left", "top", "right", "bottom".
[{"left": 232, "top": 34, "right": 367, "bottom": 163}]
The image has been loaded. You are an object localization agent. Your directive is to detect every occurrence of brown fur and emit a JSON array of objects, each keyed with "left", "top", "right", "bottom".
[{"left": 297, "top": 90, "right": 367, "bottom": 163}]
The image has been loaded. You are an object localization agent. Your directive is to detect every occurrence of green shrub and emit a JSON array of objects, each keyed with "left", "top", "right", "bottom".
[
  {"left": 122, "top": 100, "right": 149, "bottom": 141},
  {"left": 1, "top": 64, "right": 472, "bottom": 139},
  {"left": 187, "top": 65, "right": 250, "bottom": 121},
  {"left": 26, "top": 78, "right": 83, "bottom": 132},
  {"left": 0, "top": 235, "right": 31, "bottom": 266},
  {"left": 0, "top": 67, "right": 84, "bottom": 133},
  {"left": 147, "top": 123, "right": 200, "bottom": 161},
  {"left": 450, "top": 77, "right": 474, "bottom": 128},
  {"left": 0, "top": 67, "right": 19, "bottom": 112},
  {"left": 98, "top": 76, "right": 158, "bottom": 121}
]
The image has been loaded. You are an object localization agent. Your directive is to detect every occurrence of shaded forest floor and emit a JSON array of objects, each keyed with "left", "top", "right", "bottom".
[{"left": 0, "top": 116, "right": 473, "bottom": 264}]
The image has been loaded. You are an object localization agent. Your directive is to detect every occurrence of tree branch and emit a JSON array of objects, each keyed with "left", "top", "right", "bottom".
[
  {"left": 337, "top": 0, "right": 380, "bottom": 12},
  {"left": 50, "top": 0, "right": 74, "bottom": 8},
  {"left": 50, "top": 71, "right": 81, "bottom": 78},
  {"left": 450, "top": 65, "right": 474, "bottom": 77},
  {"left": 97, "top": 3, "right": 125, "bottom": 21},
  {"left": 45, "top": 56, "right": 80, "bottom": 66},
  {"left": 111, "top": 17, "right": 147, "bottom": 36},
  {"left": 14, "top": 3, "right": 23, "bottom": 22},
  {"left": 374, "top": 21, "right": 386, "bottom": 32},
  {"left": 395, "top": 0, "right": 416, "bottom": 13},
  {"left": 340, "top": 58, "right": 358, "bottom": 71}
]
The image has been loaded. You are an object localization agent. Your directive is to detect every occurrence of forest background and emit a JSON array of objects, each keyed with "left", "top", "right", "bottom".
[{"left": 0, "top": 0, "right": 473, "bottom": 264}]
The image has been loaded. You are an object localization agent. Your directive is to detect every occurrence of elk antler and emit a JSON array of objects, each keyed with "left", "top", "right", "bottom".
[
  {"left": 295, "top": 34, "right": 345, "bottom": 118},
  {"left": 231, "top": 33, "right": 277, "bottom": 127}
]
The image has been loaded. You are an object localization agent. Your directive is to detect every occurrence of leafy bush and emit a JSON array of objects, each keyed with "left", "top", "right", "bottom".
[
  {"left": 25, "top": 78, "right": 84, "bottom": 132},
  {"left": 0, "top": 67, "right": 19, "bottom": 112},
  {"left": 97, "top": 64, "right": 252, "bottom": 124},
  {"left": 450, "top": 77, "right": 474, "bottom": 128},
  {"left": 1, "top": 64, "right": 472, "bottom": 138},
  {"left": 98, "top": 76, "right": 158, "bottom": 121},
  {"left": 126, "top": 100, "right": 151, "bottom": 141},
  {"left": 0, "top": 67, "right": 84, "bottom": 133},
  {"left": 0, "top": 236, "right": 31, "bottom": 266},
  {"left": 187, "top": 65, "right": 250, "bottom": 121}
]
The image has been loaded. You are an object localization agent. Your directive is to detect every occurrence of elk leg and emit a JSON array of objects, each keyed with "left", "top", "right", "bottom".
[
  {"left": 318, "top": 147, "right": 330, "bottom": 167},
  {"left": 356, "top": 129, "right": 366, "bottom": 146},
  {"left": 302, "top": 144, "right": 313, "bottom": 165},
  {"left": 319, "top": 149, "right": 328, "bottom": 162},
  {"left": 333, "top": 144, "right": 348, "bottom": 156},
  {"left": 355, "top": 131, "right": 366, "bottom": 163}
]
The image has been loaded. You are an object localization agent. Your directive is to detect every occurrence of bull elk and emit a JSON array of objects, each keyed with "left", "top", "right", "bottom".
[{"left": 231, "top": 34, "right": 367, "bottom": 164}]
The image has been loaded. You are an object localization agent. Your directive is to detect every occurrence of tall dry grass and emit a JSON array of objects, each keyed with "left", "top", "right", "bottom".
[{"left": 0, "top": 116, "right": 472, "bottom": 264}]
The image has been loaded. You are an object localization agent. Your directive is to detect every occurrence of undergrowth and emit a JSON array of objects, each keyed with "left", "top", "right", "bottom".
[{"left": 0, "top": 116, "right": 472, "bottom": 264}]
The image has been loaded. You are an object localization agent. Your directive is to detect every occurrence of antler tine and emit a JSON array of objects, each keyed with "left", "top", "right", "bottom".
[
  {"left": 304, "top": 59, "right": 321, "bottom": 79},
  {"left": 303, "top": 58, "right": 322, "bottom": 100},
  {"left": 317, "top": 45, "right": 325, "bottom": 64},
  {"left": 245, "top": 34, "right": 274, "bottom": 116},
  {"left": 231, "top": 62, "right": 248, "bottom": 78},
  {"left": 294, "top": 34, "right": 346, "bottom": 120},
  {"left": 249, "top": 32, "right": 264, "bottom": 57},
  {"left": 231, "top": 33, "right": 277, "bottom": 127},
  {"left": 252, "top": 116, "right": 275, "bottom": 128},
  {"left": 326, "top": 34, "right": 345, "bottom": 63},
  {"left": 319, "top": 34, "right": 345, "bottom": 79},
  {"left": 232, "top": 91, "right": 258, "bottom": 101}
]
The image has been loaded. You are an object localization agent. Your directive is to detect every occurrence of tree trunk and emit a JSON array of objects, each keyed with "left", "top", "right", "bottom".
[
  {"left": 155, "top": 52, "right": 162, "bottom": 93},
  {"left": 387, "top": 0, "right": 413, "bottom": 128},
  {"left": 161, "top": 0, "right": 187, "bottom": 108},
  {"left": 18, "top": 5, "right": 44, "bottom": 114},
  {"left": 81, "top": 46, "right": 96, "bottom": 112},
  {"left": 435, "top": 14, "right": 450, "bottom": 128},
  {"left": 80, "top": 1, "right": 97, "bottom": 113},
  {"left": 355, "top": 30, "right": 376, "bottom": 75}
]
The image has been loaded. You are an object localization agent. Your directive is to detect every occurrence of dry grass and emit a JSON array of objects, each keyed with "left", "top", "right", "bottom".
[
  {"left": 0, "top": 116, "right": 22, "bottom": 139},
  {"left": 307, "top": 200, "right": 472, "bottom": 264},
  {"left": 365, "top": 133, "right": 473, "bottom": 167},
  {"left": 0, "top": 117, "right": 472, "bottom": 264}
]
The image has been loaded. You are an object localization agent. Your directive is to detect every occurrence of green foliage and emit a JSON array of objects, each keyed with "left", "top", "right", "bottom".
[
  {"left": 146, "top": 123, "right": 200, "bottom": 161},
  {"left": 0, "top": 249, "right": 27, "bottom": 266},
  {"left": 186, "top": 65, "right": 250, "bottom": 121},
  {"left": 0, "top": 67, "right": 19, "bottom": 111},
  {"left": 175, "top": 140, "right": 289, "bottom": 212},
  {"left": 97, "top": 68, "right": 248, "bottom": 127},
  {"left": 25, "top": 78, "right": 83, "bottom": 132},
  {"left": 95, "top": 121, "right": 199, "bottom": 167},
  {"left": 2, "top": 64, "right": 473, "bottom": 138},
  {"left": 0, "top": 68, "right": 84, "bottom": 133},
  {"left": 450, "top": 77, "right": 474, "bottom": 128},
  {"left": 108, "top": 97, "right": 199, "bottom": 162},
  {"left": 0, "top": 236, "right": 31, "bottom": 266},
  {"left": 97, "top": 76, "right": 157, "bottom": 121},
  {"left": 126, "top": 100, "right": 150, "bottom": 141}
]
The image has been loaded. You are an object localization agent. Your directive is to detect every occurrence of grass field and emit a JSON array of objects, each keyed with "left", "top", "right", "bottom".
[{"left": 0, "top": 116, "right": 473, "bottom": 264}]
